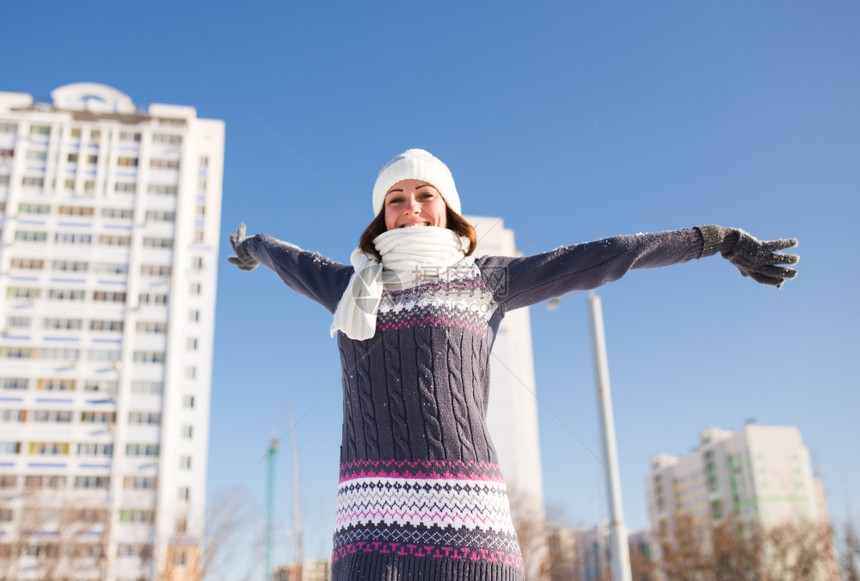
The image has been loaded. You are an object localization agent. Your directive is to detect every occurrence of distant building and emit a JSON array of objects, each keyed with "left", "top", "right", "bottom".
[
  {"left": 546, "top": 522, "right": 652, "bottom": 581},
  {"left": 469, "top": 215, "right": 545, "bottom": 516},
  {"left": 645, "top": 424, "right": 836, "bottom": 579},
  {"left": 469, "top": 216, "right": 547, "bottom": 578},
  {"left": 0, "top": 83, "right": 223, "bottom": 580},
  {"left": 647, "top": 424, "right": 825, "bottom": 532},
  {"left": 274, "top": 560, "right": 331, "bottom": 581}
]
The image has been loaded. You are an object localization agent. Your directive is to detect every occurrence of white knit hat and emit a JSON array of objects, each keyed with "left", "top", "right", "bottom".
[{"left": 371, "top": 149, "right": 461, "bottom": 216}]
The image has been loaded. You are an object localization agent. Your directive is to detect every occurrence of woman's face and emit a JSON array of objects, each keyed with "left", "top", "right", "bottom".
[{"left": 383, "top": 179, "right": 448, "bottom": 231}]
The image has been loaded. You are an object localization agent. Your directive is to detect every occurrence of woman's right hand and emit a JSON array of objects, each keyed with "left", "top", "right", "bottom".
[{"left": 227, "top": 223, "right": 259, "bottom": 271}]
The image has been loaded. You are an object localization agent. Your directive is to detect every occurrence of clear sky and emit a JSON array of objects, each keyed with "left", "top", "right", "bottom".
[{"left": 5, "top": 0, "right": 859, "bottom": 572}]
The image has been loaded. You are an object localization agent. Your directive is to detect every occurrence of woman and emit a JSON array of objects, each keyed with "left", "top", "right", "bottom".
[{"left": 228, "top": 148, "right": 797, "bottom": 581}]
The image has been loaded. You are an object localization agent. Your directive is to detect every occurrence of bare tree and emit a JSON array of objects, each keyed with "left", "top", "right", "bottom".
[
  {"left": 160, "top": 486, "right": 262, "bottom": 581},
  {"left": 843, "top": 519, "right": 860, "bottom": 581}
]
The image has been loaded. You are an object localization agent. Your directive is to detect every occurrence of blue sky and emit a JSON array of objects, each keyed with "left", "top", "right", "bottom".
[{"left": 5, "top": 0, "right": 859, "bottom": 569}]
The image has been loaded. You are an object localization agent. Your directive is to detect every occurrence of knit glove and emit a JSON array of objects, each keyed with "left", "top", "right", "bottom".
[
  {"left": 227, "top": 223, "right": 259, "bottom": 271},
  {"left": 697, "top": 225, "right": 798, "bottom": 288}
]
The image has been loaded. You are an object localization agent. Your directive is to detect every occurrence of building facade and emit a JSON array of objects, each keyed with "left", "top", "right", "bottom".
[
  {"left": 0, "top": 83, "right": 223, "bottom": 580},
  {"left": 645, "top": 424, "right": 834, "bottom": 578}
]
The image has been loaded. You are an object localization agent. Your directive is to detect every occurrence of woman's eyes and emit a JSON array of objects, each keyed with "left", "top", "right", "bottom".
[{"left": 386, "top": 192, "right": 437, "bottom": 205}]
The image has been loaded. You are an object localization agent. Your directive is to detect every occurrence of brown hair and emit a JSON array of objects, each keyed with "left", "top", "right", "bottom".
[{"left": 358, "top": 204, "right": 478, "bottom": 261}]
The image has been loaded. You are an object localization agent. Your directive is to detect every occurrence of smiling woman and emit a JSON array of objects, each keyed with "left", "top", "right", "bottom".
[{"left": 228, "top": 148, "right": 798, "bottom": 581}]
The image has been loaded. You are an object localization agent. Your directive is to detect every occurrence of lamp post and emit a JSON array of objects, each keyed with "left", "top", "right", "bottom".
[{"left": 587, "top": 293, "right": 632, "bottom": 581}]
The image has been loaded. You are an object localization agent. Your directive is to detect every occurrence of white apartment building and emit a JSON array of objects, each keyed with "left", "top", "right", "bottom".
[
  {"left": 469, "top": 215, "right": 545, "bottom": 519},
  {"left": 646, "top": 424, "right": 824, "bottom": 533},
  {"left": 0, "top": 83, "right": 223, "bottom": 580},
  {"left": 470, "top": 216, "right": 547, "bottom": 579}
]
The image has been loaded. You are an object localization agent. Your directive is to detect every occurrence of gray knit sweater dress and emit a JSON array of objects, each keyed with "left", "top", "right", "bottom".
[{"left": 245, "top": 227, "right": 706, "bottom": 581}]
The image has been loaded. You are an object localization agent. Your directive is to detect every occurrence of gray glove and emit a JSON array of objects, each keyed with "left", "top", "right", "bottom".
[
  {"left": 227, "top": 223, "right": 259, "bottom": 271},
  {"left": 697, "top": 225, "right": 798, "bottom": 288}
]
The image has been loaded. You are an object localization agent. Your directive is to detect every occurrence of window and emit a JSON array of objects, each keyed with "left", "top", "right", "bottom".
[
  {"left": 189, "top": 282, "right": 202, "bottom": 295},
  {"left": 193, "top": 229, "right": 205, "bottom": 242},
  {"left": 119, "top": 131, "right": 141, "bottom": 142},
  {"left": 11, "top": 258, "right": 45, "bottom": 270},
  {"left": 144, "top": 210, "right": 176, "bottom": 222},
  {"left": 63, "top": 178, "right": 75, "bottom": 190},
  {"left": 90, "top": 129, "right": 101, "bottom": 141},
  {"left": 37, "top": 379, "right": 76, "bottom": 391},
  {"left": 0, "top": 474, "right": 17, "bottom": 487},
  {"left": 174, "top": 549, "right": 187, "bottom": 567},
  {"left": 87, "top": 349, "right": 121, "bottom": 362},
  {"left": 147, "top": 184, "right": 177, "bottom": 195},
  {"left": 14, "top": 230, "right": 48, "bottom": 242},
  {"left": 195, "top": 203, "right": 206, "bottom": 217},
  {"left": 67, "top": 152, "right": 79, "bottom": 163},
  {"left": 0, "top": 409, "right": 26, "bottom": 423},
  {"left": 128, "top": 412, "right": 161, "bottom": 425},
  {"left": 150, "top": 158, "right": 180, "bottom": 169},
  {"left": 58, "top": 205, "right": 94, "bottom": 216},
  {"left": 86, "top": 154, "right": 98, "bottom": 164},
  {"left": 142, "top": 237, "right": 174, "bottom": 248},
  {"left": 76, "top": 443, "right": 113, "bottom": 457},
  {"left": 29, "top": 125, "right": 50, "bottom": 136},
  {"left": 114, "top": 182, "right": 137, "bottom": 193},
  {"left": 0, "top": 442, "right": 21, "bottom": 454},
  {"left": 181, "top": 425, "right": 193, "bottom": 439},
  {"left": 186, "top": 338, "right": 198, "bottom": 351},
  {"left": 131, "top": 381, "right": 163, "bottom": 394},
  {"left": 6, "top": 287, "right": 40, "bottom": 299},
  {"left": 132, "top": 351, "right": 166, "bottom": 364},
  {"left": 1, "top": 378, "right": 28, "bottom": 391},
  {"left": 118, "top": 510, "right": 155, "bottom": 524},
  {"left": 138, "top": 293, "right": 168, "bottom": 305},
  {"left": 183, "top": 395, "right": 195, "bottom": 409},
  {"left": 39, "top": 348, "right": 79, "bottom": 360},
  {"left": 80, "top": 411, "right": 115, "bottom": 424},
  {"left": 98, "top": 235, "right": 131, "bottom": 246},
  {"left": 21, "top": 176, "right": 45, "bottom": 188},
  {"left": 70, "top": 127, "right": 82, "bottom": 138},
  {"left": 47, "top": 288, "right": 86, "bottom": 301},
  {"left": 29, "top": 442, "right": 70, "bottom": 455},
  {"left": 0, "top": 122, "right": 18, "bottom": 133},
  {"left": 90, "top": 320, "right": 124, "bottom": 332},
  {"left": 188, "top": 310, "right": 200, "bottom": 323},
  {"left": 116, "top": 156, "right": 138, "bottom": 167},
  {"left": 95, "top": 262, "right": 128, "bottom": 274},
  {"left": 178, "top": 487, "right": 190, "bottom": 502},
  {"left": 32, "top": 410, "right": 73, "bottom": 423},
  {"left": 140, "top": 264, "right": 172, "bottom": 276},
  {"left": 123, "top": 476, "right": 157, "bottom": 489},
  {"left": 125, "top": 443, "right": 160, "bottom": 457},
  {"left": 54, "top": 232, "right": 93, "bottom": 245},
  {"left": 153, "top": 134, "right": 182, "bottom": 145},
  {"left": 44, "top": 318, "right": 82, "bottom": 330},
  {"left": 179, "top": 456, "right": 192, "bottom": 470},
  {"left": 185, "top": 366, "right": 196, "bottom": 380},
  {"left": 83, "top": 380, "right": 118, "bottom": 393},
  {"left": 192, "top": 256, "right": 204, "bottom": 270},
  {"left": 26, "top": 150, "right": 48, "bottom": 162},
  {"left": 102, "top": 207, "right": 133, "bottom": 219},
  {"left": 23, "top": 475, "right": 67, "bottom": 489},
  {"left": 18, "top": 202, "right": 51, "bottom": 214},
  {"left": 136, "top": 321, "right": 168, "bottom": 334},
  {"left": 7, "top": 316, "right": 31, "bottom": 328},
  {"left": 51, "top": 259, "right": 88, "bottom": 272},
  {"left": 0, "top": 347, "right": 33, "bottom": 359}
]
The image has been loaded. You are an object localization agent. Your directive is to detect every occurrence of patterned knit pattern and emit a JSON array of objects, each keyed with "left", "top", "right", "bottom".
[{"left": 246, "top": 228, "right": 705, "bottom": 581}]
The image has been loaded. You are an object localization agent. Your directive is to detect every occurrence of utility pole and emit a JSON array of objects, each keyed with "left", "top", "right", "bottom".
[
  {"left": 587, "top": 293, "right": 632, "bottom": 581},
  {"left": 265, "top": 430, "right": 278, "bottom": 581},
  {"left": 286, "top": 405, "right": 304, "bottom": 581}
]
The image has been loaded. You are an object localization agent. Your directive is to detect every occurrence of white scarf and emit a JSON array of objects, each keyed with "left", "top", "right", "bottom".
[{"left": 330, "top": 227, "right": 471, "bottom": 340}]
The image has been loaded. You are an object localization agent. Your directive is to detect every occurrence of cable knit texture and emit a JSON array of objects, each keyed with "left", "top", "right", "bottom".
[{"left": 245, "top": 227, "right": 704, "bottom": 581}]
